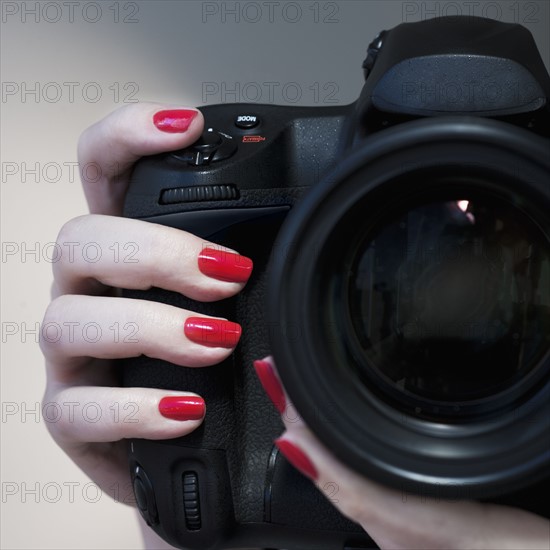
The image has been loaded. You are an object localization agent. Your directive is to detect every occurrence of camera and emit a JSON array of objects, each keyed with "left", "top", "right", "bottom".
[{"left": 123, "top": 16, "right": 550, "bottom": 550}]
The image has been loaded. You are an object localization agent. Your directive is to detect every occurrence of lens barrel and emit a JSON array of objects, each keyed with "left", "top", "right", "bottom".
[{"left": 268, "top": 117, "right": 550, "bottom": 498}]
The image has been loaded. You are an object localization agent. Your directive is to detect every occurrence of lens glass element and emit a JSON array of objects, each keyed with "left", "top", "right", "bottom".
[{"left": 342, "top": 194, "right": 550, "bottom": 415}]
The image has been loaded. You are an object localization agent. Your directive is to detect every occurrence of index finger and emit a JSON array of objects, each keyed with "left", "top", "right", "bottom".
[{"left": 77, "top": 103, "right": 204, "bottom": 215}]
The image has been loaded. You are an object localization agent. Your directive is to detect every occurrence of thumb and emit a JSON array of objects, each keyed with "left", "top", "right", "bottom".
[{"left": 77, "top": 102, "right": 204, "bottom": 215}]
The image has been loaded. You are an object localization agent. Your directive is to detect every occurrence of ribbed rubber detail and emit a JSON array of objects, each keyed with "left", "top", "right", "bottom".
[
  {"left": 183, "top": 472, "right": 201, "bottom": 531},
  {"left": 160, "top": 185, "right": 238, "bottom": 204}
]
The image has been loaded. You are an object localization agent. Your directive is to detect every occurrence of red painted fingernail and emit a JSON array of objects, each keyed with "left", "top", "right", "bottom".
[
  {"left": 153, "top": 109, "right": 198, "bottom": 133},
  {"left": 275, "top": 438, "right": 318, "bottom": 481},
  {"left": 253, "top": 359, "right": 286, "bottom": 414},
  {"left": 198, "top": 247, "right": 253, "bottom": 283},
  {"left": 159, "top": 396, "right": 205, "bottom": 421},
  {"left": 184, "top": 317, "right": 242, "bottom": 348}
]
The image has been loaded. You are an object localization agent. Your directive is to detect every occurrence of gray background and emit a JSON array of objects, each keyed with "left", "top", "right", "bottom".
[{"left": 1, "top": 1, "right": 549, "bottom": 548}]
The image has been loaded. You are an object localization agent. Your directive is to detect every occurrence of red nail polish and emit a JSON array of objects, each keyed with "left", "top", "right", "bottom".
[
  {"left": 184, "top": 317, "right": 242, "bottom": 348},
  {"left": 253, "top": 360, "right": 286, "bottom": 414},
  {"left": 153, "top": 109, "right": 198, "bottom": 133},
  {"left": 198, "top": 247, "right": 253, "bottom": 283},
  {"left": 275, "top": 438, "right": 318, "bottom": 481},
  {"left": 159, "top": 396, "right": 205, "bottom": 421}
]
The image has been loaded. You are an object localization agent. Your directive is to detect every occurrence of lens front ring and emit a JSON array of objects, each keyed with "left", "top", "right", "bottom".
[{"left": 268, "top": 116, "right": 550, "bottom": 498}]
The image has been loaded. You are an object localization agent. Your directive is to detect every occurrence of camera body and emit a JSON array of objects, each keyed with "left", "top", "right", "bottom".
[
  {"left": 124, "top": 102, "right": 368, "bottom": 550},
  {"left": 123, "top": 17, "right": 550, "bottom": 550}
]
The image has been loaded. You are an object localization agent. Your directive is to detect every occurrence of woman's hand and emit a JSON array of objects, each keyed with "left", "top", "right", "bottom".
[
  {"left": 253, "top": 357, "right": 550, "bottom": 550},
  {"left": 41, "top": 104, "right": 253, "bottom": 506}
]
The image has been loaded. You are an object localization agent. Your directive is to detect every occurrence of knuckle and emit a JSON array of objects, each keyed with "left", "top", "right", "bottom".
[
  {"left": 44, "top": 404, "right": 72, "bottom": 441},
  {"left": 42, "top": 294, "right": 71, "bottom": 325},
  {"left": 55, "top": 215, "right": 88, "bottom": 246},
  {"left": 52, "top": 215, "right": 93, "bottom": 279},
  {"left": 41, "top": 394, "right": 72, "bottom": 442},
  {"left": 39, "top": 295, "right": 72, "bottom": 356},
  {"left": 146, "top": 227, "right": 175, "bottom": 276},
  {"left": 76, "top": 125, "right": 93, "bottom": 162}
]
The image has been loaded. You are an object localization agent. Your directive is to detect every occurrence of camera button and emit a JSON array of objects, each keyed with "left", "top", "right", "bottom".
[
  {"left": 132, "top": 464, "right": 159, "bottom": 526},
  {"left": 133, "top": 477, "right": 148, "bottom": 512},
  {"left": 235, "top": 114, "right": 259, "bottom": 129},
  {"left": 191, "top": 131, "right": 222, "bottom": 150},
  {"left": 363, "top": 30, "right": 388, "bottom": 78},
  {"left": 171, "top": 128, "right": 237, "bottom": 166}
]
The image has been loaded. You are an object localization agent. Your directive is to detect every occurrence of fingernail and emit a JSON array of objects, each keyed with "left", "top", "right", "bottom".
[
  {"left": 159, "top": 396, "right": 205, "bottom": 421},
  {"left": 275, "top": 438, "right": 318, "bottom": 481},
  {"left": 184, "top": 317, "right": 242, "bottom": 348},
  {"left": 198, "top": 247, "right": 253, "bottom": 283},
  {"left": 253, "top": 359, "right": 286, "bottom": 414},
  {"left": 153, "top": 109, "right": 198, "bottom": 133}
]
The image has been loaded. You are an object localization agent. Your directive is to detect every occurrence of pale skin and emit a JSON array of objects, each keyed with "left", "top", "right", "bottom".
[{"left": 42, "top": 103, "right": 549, "bottom": 550}]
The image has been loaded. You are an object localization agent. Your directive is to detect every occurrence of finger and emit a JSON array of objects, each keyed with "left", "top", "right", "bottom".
[
  {"left": 275, "top": 425, "right": 465, "bottom": 549},
  {"left": 77, "top": 103, "right": 204, "bottom": 215},
  {"left": 255, "top": 359, "right": 550, "bottom": 549},
  {"left": 41, "top": 295, "right": 241, "bottom": 384},
  {"left": 252, "top": 355, "right": 306, "bottom": 429},
  {"left": 253, "top": 356, "right": 476, "bottom": 548},
  {"left": 44, "top": 386, "right": 206, "bottom": 445},
  {"left": 276, "top": 425, "right": 550, "bottom": 550},
  {"left": 52, "top": 215, "right": 253, "bottom": 300}
]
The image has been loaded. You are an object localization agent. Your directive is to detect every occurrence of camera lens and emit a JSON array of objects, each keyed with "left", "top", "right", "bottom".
[
  {"left": 269, "top": 117, "right": 550, "bottom": 497},
  {"left": 334, "top": 192, "right": 550, "bottom": 420}
]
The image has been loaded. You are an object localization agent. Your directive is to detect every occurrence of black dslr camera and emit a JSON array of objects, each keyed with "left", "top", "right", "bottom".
[{"left": 123, "top": 16, "right": 550, "bottom": 550}]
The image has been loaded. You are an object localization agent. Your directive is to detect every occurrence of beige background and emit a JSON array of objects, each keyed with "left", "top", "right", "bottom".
[{"left": 1, "top": 1, "right": 549, "bottom": 548}]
